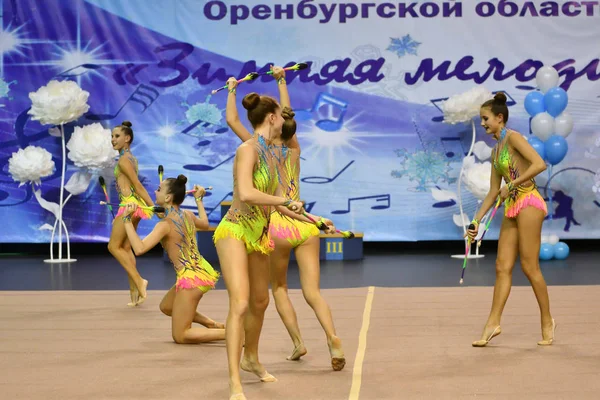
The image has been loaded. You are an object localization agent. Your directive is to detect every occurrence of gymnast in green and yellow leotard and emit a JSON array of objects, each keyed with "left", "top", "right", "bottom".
[
  {"left": 213, "top": 86, "right": 304, "bottom": 400},
  {"left": 467, "top": 93, "right": 555, "bottom": 348},
  {"left": 107, "top": 121, "right": 154, "bottom": 307},
  {"left": 122, "top": 175, "right": 225, "bottom": 344},
  {"left": 224, "top": 66, "right": 346, "bottom": 375}
]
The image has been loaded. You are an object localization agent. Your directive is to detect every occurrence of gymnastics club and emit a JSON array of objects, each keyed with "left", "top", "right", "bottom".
[
  {"left": 261, "top": 62, "right": 309, "bottom": 76},
  {"left": 98, "top": 176, "right": 115, "bottom": 218},
  {"left": 186, "top": 187, "right": 213, "bottom": 194},
  {"left": 477, "top": 197, "right": 502, "bottom": 248},
  {"left": 158, "top": 165, "right": 164, "bottom": 183},
  {"left": 99, "top": 201, "right": 166, "bottom": 214},
  {"left": 211, "top": 72, "right": 259, "bottom": 95},
  {"left": 460, "top": 223, "right": 477, "bottom": 285},
  {"left": 302, "top": 212, "right": 355, "bottom": 239}
]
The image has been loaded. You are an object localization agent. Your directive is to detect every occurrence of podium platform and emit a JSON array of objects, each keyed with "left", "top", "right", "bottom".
[{"left": 164, "top": 201, "right": 364, "bottom": 263}]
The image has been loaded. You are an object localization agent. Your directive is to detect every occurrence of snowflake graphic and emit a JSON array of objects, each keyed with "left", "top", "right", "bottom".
[
  {"left": 386, "top": 35, "right": 421, "bottom": 58},
  {"left": 179, "top": 95, "right": 225, "bottom": 139},
  {"left": 0, "top": 77, "right": 16, "bottom": 107},
  {"left": 391, "top": 145, "right": 452, "bottom": 192}
]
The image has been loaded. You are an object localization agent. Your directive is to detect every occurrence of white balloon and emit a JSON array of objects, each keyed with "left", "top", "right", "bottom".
[
  {"left": 549, "top": 234, "right": 559, "bottom": 245},
  {"left": 536, "top": 66, "right": 559, "bottom": 93},
  {"left": 531, "top": 112, "right": 555, "bottom": 141},
  {"left": 541, "top": 235, "right": 549, "bottom": 244},
  {"left": 554, "top": 112, "right": 574, "bottom": 138}
]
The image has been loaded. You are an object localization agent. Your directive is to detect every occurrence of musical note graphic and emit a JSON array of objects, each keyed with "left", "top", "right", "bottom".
[
  {"left": 86, "top": 84, "right": 160, "bottom": 121},
  {"left": 429, "top": 90, "right": 517, "bottom": 122},
  {"left": 301, "top": 160, "right": 354, "bottom": 184},
  {"left": 331, "top": 194, "right": 390, "bottom": 215},
  {"left": 295, "top": 92, "right": 349, "bottom": 132},
  {"left": 440, "top": 136, "right": 466, "bottom": 159},
  {"left": 55, "top": 63, "right": 103, "bottom": 79},
  {"left": 182, "top": 119, "right": 228, "bottom": 148},
  {"left": 183, "top": 154, "right": 234, "bottom": 171},
  {"left": 0, "top": 190, "right": 8, "bottom": 201},
  {"left": 595, "top": 200, "right": 600, "bottom": 208},
  {"left": 303, "top": 201, "right": 316, "bottom": 213}
]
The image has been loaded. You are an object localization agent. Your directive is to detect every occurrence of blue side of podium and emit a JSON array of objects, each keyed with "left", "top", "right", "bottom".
[{"left": 164, "top": 202, "right": 363, "bottom": 263}]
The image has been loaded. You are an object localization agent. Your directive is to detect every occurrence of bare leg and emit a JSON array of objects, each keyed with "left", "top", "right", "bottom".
[
  {"left": 216, "top": 238, "right": 249, "bottom": 399},
  {"left": 295, "top": 235, "right": 345, "bottom": 370},
  {"left": 160, "top": 285, "right": 225, "bottom": 328},
  {"left": 107, "top": 217, "right": 147, "bottom": 305},
  {"left": 171, "top": 288, "right": 225, "bottom": 343},
  {"left": 269, "top": 242, "right": 307, "bottom": 360},
  {"left": 240, "top": 251, "right": 277, "bottom": 382},
  {"left": 473, "top": 216, "right": 519, "bottom": 346},
  {"left": 517, "top": 207, "right": 555, "bottom": 345}
]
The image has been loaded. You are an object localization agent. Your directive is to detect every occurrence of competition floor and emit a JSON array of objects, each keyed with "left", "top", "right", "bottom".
[{"left": 1, "top": 246, "right": 599, "bottom": 399}]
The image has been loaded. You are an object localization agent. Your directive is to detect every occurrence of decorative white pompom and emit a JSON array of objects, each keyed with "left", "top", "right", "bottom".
[
  {"left": 66, "top": 123, "right": 117, "bottom": 170},
  {"left": 8, "top": 146, "right": 55, "bottom": 186},
  {"left": 462, "top": 156, "right": 492, "bottom": 201},
  {"left": 28, "top": 80, "right": 90, "bottom": 126},
  {"left": 442, "top": 86, "right": 494, "bottom": 125}
]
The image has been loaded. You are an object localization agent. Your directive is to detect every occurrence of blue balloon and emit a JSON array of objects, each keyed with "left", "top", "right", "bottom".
[
  {"left": 524, "top": 91, "right": 545, "bottom": 117},
  {"left": 539, "top": 243, "right": 555, "bottom": 260},
  {"left": 527, "top": 136, "right": 546, "bottom": 160},
  {"left": 553, "top": 242, "right": 570, "bottom": 260},
  {"left": 544, "top": 87, "right": 568, "bottom": 117},
  {"left": 545, "top": 135, "right": 568, "bottom": 165}
]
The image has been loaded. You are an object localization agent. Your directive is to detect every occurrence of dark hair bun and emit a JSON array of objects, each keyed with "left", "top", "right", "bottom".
[
  {"left": 121, "top": 121, "right": 132, "bottom": 128},
  {"left": 493, "top": 92, "right": 507, "bottom": 105},
  {"left": 176, "top": 174, "right": 187, "bottom": 185},
  {"left": 242, "top": 93, "right": 260, "bottom": 111},
  {"left": 282, "top": 106, "right": 295, "bottom": 119}
]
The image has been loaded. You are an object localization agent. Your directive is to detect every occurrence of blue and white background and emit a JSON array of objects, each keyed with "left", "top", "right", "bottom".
[{"left": 1, "top": 0, "right": 599, "bottom": 242}]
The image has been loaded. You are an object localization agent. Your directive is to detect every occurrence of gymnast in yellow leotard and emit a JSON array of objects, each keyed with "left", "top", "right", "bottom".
[
  {"left": 467, "top": 93, "right": 555, "bottom": 347},
  {"left": 224, "top": 66, "right": 346, "bottom": 372},
  {"left": 213, "top": 83, "right": 304, "bottom": 400},
  {"left": 107, "top": 121, "right": 154, "bottom": 306},
  {"left": 122, "top": 175, "right": 225, "bottom": 344}
]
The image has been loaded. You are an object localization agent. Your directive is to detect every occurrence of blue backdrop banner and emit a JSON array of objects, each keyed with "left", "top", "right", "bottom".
[{"left": 1, "top": 0, "right": 599, "bottom": 242}]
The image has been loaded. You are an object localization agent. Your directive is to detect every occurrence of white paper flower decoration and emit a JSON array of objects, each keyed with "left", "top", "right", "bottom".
[
  {"left": 472, "top": 140, "right": 493, "bottom": 161},
  {"left": 8, "top": 146, "right": 55, "bottom": 186},
  {"left": 67, "top": 123, "right": 117, "bottom": 170},
  {"left": 462, "top": 155, "right": 491, "bottom": 200},
  {"left": 28, "top": 80, "right": 90, "bottom": 126},
  {"left": 442, "top": 86, "right": 493, "bottom": 125}
]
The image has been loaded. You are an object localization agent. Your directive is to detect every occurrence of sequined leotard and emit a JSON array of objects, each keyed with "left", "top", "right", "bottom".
[
  {"left": 493, "top": 128, "right": 547, "bottom": 218},
  {"left": 114, "top": 150, "right": 152, "bottom": 219},
  {"left": 161, "top": 208, "right": 219, "bottom": 292},
  {"left": 213, "top": 135, "right": 280, "bottom": 254},
  {"left": 268, "top": 145, "right": 319, "bottom": 247}
]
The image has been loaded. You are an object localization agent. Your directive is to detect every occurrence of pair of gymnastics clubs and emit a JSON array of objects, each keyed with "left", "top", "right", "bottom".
[
  {"left": 99, "top": 201, "right": 166, "bottom": 214},
  {"left": 302, "top": 212, "right": 355, "bottom": 239},
  {"left": 210, "top": 62, "right": 310, "bottom": 95},
  {"left": 98, "top": 176, "right": 115, "bottom": 218},
  {"left": 158, "top": 165, "right": 212, "bottom": 194}
]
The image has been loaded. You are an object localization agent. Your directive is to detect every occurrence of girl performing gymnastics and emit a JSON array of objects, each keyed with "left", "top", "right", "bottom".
[
  {"left": 107, "top": 121, "right": 153, "bottom": 306},
  {"left": 122, "top": 175, "right": 225, "bottom": 344},
  {"left": 213, "top": 84, "right": 304, "bottom": 400},
  {"left": 467, "top": 93, "right": 556, "bottom": 347},
  {"left": 225, "top": 67, "right": 345, "bottom": 371}
]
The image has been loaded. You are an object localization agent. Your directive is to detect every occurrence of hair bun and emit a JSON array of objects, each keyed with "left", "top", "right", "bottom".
[
  {"left": 242, "top": 93, "right": 260, "bottom": 111},
  {"left": 493, "top": 92, "right": 507, "bottom": 105},
  {"left": 176, "top": 174, "right": 188, "bottom": 185},
  {"left": 282, "top": 106, "right": 295, "bottom": 119},
  {"left": 121, "top": 121, "right": 132, "bottom": 128}
]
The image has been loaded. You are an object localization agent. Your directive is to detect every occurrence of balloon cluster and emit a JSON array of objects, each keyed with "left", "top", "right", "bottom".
[
  {"left": 539, "top": 234, "right": 570, "bottom": 261},
  {"left": 524, "top": 66, "right": 571, "bottom": 166}
]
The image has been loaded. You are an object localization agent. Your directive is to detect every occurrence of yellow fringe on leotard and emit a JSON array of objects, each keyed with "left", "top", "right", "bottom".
[
  {"left": 175, "top": 257, "right": 220, "bottom": 293},
  {"left": 116, "top": 194, "right": 153, "bottom": 219},
  {"left": 269, "top": 211, "right": 319, "bottom": 248},
  {"left": 213, "top": 218, "right": 274, "bottom": 255}
]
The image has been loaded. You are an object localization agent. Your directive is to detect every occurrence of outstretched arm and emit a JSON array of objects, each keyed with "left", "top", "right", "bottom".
[
  {"left": 118, "top": 156, "right": 154, "bottom": 206},
  {"left": 272, "top": 65, "right": 300, "bottom": 149},
  {"left": 122, "top": 204, "right": 169, "bottom": 255},
  {"left": 225, "top": 77, "right": 253, "bottom": 142}
]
